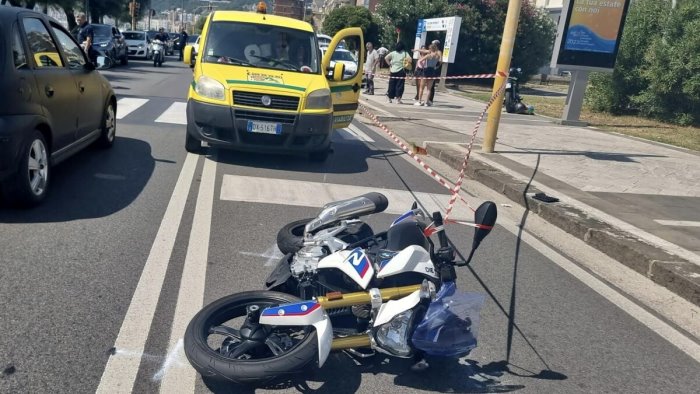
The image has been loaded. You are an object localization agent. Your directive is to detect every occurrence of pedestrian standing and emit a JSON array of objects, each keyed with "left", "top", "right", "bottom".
[
  {"left": 427, "top": 39, "right": 443, "bottom": 106},
  {"left": 179, "top": 29, "right": 188, "bottom": 61},
  {"left": 363, "top": 42, "right": 379, "bottom": 95},
  {"left": 413, "top": 43, "right": 440, "bottom": 106},
  {"left": 413, "top": 45, "right": 427, "bottom": 101},
  {"left": 384, "top": 42, "right": 410, "bottom": 104},
  {"left": 75, "top": 12, "right": 95, "bottom": 64}
]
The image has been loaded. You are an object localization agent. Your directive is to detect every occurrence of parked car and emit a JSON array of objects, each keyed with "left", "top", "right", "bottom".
[
  {"left": 0, "top": 7, "right": 117, "bottom": 206},
  {"left": 320, "top": 47, "right": 358, "bottom": 78},
  {"left": 90, "top": 23, "right": 128, "bottom": 67},
  {"left": 123, "top": 30, "right": 150, "bottom": 59}
]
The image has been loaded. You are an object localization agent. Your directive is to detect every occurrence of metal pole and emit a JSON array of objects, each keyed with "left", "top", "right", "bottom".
[{"left": 482, "top": 0, "right": 522, "bottom": 153}]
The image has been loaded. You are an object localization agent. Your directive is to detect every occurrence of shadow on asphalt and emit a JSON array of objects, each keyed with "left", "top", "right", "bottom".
[
  {"left": 210, "top": 138, "right": 396, "bottom": 175},
  {"left": 495, "top": 148, "right": 666, "bottom": 163},
  {"left": 201, "top": 353, "right": 568, "bottom": 393},
  {"left": 0, "top": 137, "right": 154, "bottom": 221}
]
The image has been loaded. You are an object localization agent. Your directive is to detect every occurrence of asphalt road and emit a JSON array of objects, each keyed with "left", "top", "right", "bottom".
[{"left": 1, "top": 56, "right": 698, "bottom": 394}]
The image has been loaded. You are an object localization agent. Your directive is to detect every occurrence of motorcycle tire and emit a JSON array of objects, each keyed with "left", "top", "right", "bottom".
[
  {"left": 505, "top": 96, "right": 516, "bottom": 114},
  {"left": 184, "top": 291, "right": 318, "bottom": 385},
  {"left": 277, "top": 218, "right": 374, "bottom": 255}
]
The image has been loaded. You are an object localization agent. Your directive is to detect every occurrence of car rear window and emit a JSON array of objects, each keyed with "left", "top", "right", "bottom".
[{"left": 123, "top": 32, "right": 145, "bottom": 40}]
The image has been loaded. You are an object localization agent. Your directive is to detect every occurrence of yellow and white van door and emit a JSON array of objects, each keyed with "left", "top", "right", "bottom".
[{"left": 322, "top": 27, "right": 364, "bottom": 129}]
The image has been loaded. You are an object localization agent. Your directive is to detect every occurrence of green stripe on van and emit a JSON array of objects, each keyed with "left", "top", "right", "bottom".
[
  {"left": 330, "top": 85, "right": 355, "bottom": 93},
  {"left": 226, "top": 80, "right": 306, "bottom": 92}
]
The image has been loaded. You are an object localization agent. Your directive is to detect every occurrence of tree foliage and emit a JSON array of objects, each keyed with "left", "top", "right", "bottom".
[
  {"left": 321, "top": 6, "right": 381, "bottom": 48},
  {"left": 375, "top": 0, "right": 556, "bottom": 78},
  {"left": 587, "top": 0, "right": 700, "bottom": 125}
]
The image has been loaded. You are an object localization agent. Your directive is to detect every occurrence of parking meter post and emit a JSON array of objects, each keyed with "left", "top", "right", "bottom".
[{"left": 483, "top": 0, "right": 522, "bottom": 153}]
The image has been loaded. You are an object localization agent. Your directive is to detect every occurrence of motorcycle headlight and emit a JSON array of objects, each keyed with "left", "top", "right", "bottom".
[
  {"left": 306, "top": 88, "right": 331, "bottom": 110},
  {"left": 195, "top": 76, "right": 225, "bottom": 101},
  {"left": 372, "top": 310, "right": 414, "bottom": 357}
]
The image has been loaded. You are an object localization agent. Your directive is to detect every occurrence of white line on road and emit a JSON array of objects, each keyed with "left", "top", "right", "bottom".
[
  {"left": 654, "top": 220, "right": 700, "bottom": 227},
  {"left": 155, "top": 102, "right": 188, "bottom": 125},
  {"left": 96, "top": 153, "right": 199, "bottom": 394},
  {"left": 116, "top": 98, "right": 149, "bottom": 119},
  {"left": 219, "top": 175, "right": 473, "bottom": 221},
  {"left": 347, "top": 124, "right": 376, "bottom": 142},
  {"left": 497, "top": 218, "right": 700, "bottom": 363},
  {"left": 159, "top": 156, "right": 217, "bottom": 393}
]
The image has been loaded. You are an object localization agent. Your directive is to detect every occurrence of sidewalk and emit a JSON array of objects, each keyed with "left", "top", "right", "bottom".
[{"left": 358, "top": 75, "right": 700, "bottom": 306}]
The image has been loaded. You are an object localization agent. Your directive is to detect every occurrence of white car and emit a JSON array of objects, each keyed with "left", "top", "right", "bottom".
[
  {"left": 320, "top": 47, "right": 357, "bottom": 78},
  {"left": 123, "top": 31, "right": 149, "bottom": 59}
]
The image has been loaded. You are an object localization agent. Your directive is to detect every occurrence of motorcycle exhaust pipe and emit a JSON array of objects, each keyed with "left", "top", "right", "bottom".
[
  {"left": 331, "top": 335, "right": 371, "bottom": 350},
  {"left": 316, "top": 284, "right": 421, "bottom": 309}
]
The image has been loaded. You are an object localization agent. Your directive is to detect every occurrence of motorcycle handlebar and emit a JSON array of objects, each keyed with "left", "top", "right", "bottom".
[{"left": 432, "top": 211, "right": 449, "bottom": 249}]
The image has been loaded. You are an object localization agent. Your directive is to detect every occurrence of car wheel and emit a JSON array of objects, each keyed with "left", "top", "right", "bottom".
[
  {"left": 1, "top": 130, "right": 50, "bottom": 207},
  {"left": 96, "top": 101, "right": 116, "bottom": 148}
]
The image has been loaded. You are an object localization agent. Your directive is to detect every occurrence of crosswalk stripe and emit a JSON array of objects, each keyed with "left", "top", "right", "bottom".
[
  {"left": 219, "top": 175, "right": 474, "bottom": 221},
  {"left": 116, "top": 98, "right": 149, "bottom": 119},
  {"left": 155, "top": 102, "right": 188, "bottom": 125},
  {"left": 347, "top": 124, "right": 375, "bottom": 142}
]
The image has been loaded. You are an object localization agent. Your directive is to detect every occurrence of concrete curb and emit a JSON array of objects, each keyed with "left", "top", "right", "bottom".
[{"left": 425, "top": 143, "right": 700, "bottom": 307}]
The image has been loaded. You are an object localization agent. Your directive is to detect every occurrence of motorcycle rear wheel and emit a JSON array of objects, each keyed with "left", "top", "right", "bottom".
[
  {"left": 184, "top": 291, "right": 318, "bottom": 385},
  {"left": 277, "top": 218, "right": 374, "bottom": 254}
]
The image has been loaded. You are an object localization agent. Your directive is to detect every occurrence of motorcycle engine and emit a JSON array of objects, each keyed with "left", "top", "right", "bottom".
[{"left": 289, "top": 245, "right": 327, "bottom": 278}]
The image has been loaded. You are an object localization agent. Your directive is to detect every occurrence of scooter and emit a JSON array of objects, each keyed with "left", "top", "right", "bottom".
[
  {"left": 504, "top": 67, "right": 529, "bottom": 114},
  {"left": 151, "top": 39, "right": 165, "bottom": 67}
]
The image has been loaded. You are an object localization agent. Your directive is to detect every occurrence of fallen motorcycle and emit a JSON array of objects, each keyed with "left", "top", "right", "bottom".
[{"left": 184, "top": 193, "right": 497, "bottom": 384}]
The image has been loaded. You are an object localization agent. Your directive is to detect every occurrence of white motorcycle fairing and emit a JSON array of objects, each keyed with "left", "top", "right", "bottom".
[
  {"left": 317, "top": 247, "right": 375, "bottom": 289},
  {"left": 373, "top": 289, "right": 422, "bottom": 327},
  {"left": 259, "top": 300, "right": 333, "bottom": 367},
  {"left": 376, "top": 245, "right": 438, "bottom": 280}
]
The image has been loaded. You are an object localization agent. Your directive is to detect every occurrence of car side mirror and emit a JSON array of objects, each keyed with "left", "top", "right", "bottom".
[
  {"left": 331, "top": 62, "right": 344, "bottom": 82},
  {"left": 184, "top": 45, "right": 194, "bottom": 65}
]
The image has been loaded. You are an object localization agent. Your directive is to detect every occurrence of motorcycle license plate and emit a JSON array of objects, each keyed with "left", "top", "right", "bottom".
[
  {"left": 506, "top": 83, "right": 512, "bottom": 89},
  {"left": 247, "top": 120, "right": 282, "bottom": 135}
]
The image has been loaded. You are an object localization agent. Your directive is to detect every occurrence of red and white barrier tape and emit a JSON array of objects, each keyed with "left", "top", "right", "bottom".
[
  {"left": 357, "top": 103, "right": 476, "bottom": 211},
  {"left": 443, "top": 82, "right": 507, "bottom": 222},
  {"left": 357, "top": 78, "right": 508, "bottom": 223},
  {"left": 373, "top": 70, "right": 507, "bottom": 81}
]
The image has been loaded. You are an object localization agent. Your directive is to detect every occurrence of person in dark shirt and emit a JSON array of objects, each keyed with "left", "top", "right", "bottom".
[
  {"left": 154, "top": 27, "right": 169, "bottom": 42},
  {"left": 179, "top": 29, "right": 188, "bottom": 61},
  {"left": 75, "top": 12, "right": 96, "bottom": 63}
]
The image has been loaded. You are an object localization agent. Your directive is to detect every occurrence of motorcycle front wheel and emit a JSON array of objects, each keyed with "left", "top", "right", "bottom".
[{"left": 184, "top": 291, "right": 318, "bottom": 385}]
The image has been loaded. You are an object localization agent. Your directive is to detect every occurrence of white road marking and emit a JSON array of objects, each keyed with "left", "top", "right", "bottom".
[
  {"left": 654, "top": 220, "right": 700, "bottom": 228},
  {"left": 239, "top": 244, "right": 285, "bottom": 266},
  {"left": 496, "top": 219, "right": 700, "bottom": 363},
  {"left": 159, "top": 156, "right": 217, "bottom": 393},
  {"left": 155, "top": 102, "right": 188, "bottom": 125},
  {"left": 219, "top": 175, "right": 473, "bottom": 221},
  {"left": 116, "top": 98, "right": 149, "bottom": 119},
  {"left": 153, "top": 339, "right": 185, "bottom": 381},
  {"left": 96, "top": 153, "right": 199, "bottom": 394},
  {"left": 347, "top": 124, "right": 376, "bottom": 143}
]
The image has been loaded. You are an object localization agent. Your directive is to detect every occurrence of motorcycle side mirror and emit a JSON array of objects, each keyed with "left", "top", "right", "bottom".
[{"left": 464, "top": 201, "right": 497, "bottom": 264}]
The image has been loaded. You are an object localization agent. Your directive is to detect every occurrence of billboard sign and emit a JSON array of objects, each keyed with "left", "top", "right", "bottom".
[
  {"left": 551, "top": 0, "right": 632, "bottom": 71},
  {"left": 412, "top": 16, "right": 461, "bottom": 63}
]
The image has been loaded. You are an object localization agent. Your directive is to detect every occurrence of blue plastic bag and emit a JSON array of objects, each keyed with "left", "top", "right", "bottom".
[{"left": 411, "top": 282, "right": 485, "bottom": 357}]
